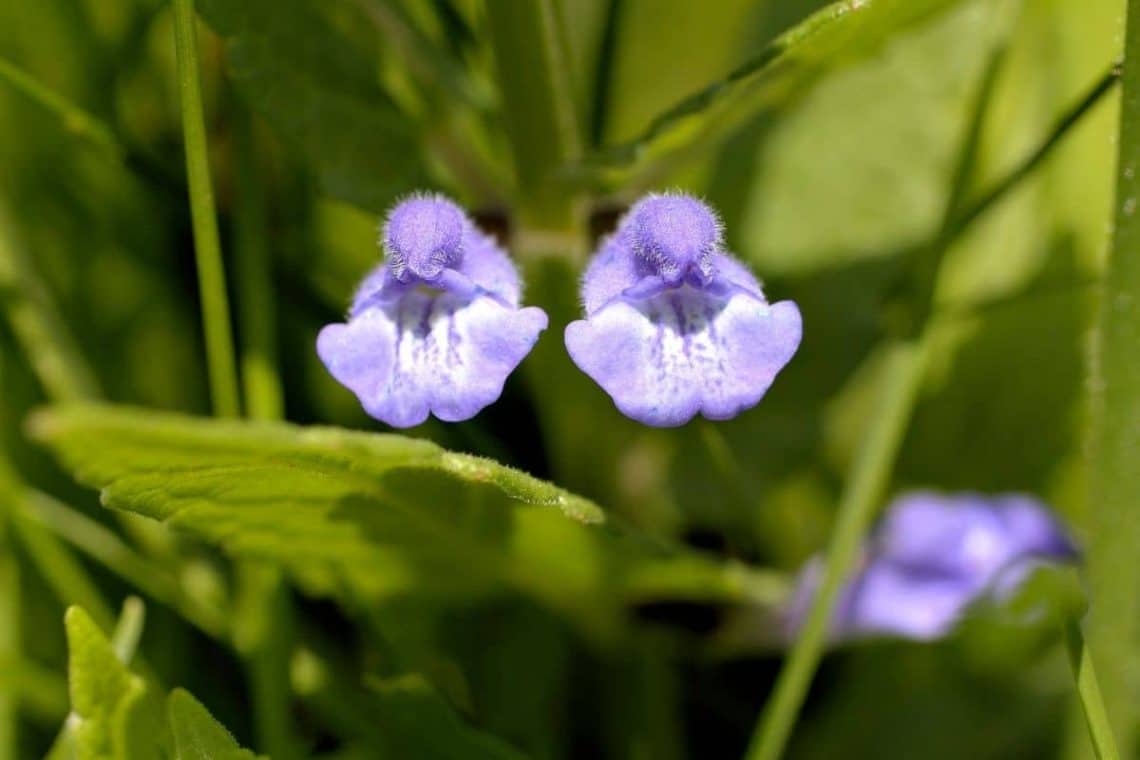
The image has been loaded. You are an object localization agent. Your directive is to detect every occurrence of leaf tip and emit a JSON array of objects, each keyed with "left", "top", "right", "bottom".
[{"left": 63, "top": 604, "right": 96, "bottom": 638}]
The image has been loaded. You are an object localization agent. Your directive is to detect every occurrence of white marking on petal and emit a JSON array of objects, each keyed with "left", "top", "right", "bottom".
[
  {"left": 565, "top": 286, "right": 801, "bottom": 426},
  {"left": 318, "top": 292, "right": 546, "bottom": 427}
]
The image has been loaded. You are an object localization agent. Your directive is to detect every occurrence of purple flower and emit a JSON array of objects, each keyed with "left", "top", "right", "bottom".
[
  {"left": 564, "top": 193, "right": 801, "bottom": 427},
  {"left": 787, "top": 492, "right": 1079, "bottom": 642},
  {"left": 317, "top": 194, "right": 548, "bottom": 428}
]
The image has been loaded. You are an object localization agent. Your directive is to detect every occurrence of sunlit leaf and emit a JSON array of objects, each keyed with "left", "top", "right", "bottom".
[
  {"left": 599, "top": 0, "right": 759, "bottom": 145},
  {"left": 577, "top": 0, "right": 967, "bottom": 187},
  {"left": 168, "top": 689, "right": 260, "bottom": 760},
  {"left": 64, "top": 607, "right": 168, "bottom": 759},
  {"left": 727, "top": 0, "right": 1006, "bottom": 275}
]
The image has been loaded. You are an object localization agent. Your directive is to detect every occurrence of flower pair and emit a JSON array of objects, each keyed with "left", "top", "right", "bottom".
[{"left": 318, "top": 193, "right": 802, "bottom": 428}]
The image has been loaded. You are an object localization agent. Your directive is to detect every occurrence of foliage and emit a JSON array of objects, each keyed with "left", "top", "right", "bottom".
[
  {"left": 0, "top": 0, "right": 1127, "bottom": 757},
  {"left": 29, "top": 404, "right": 774, "bottom": 640},
  {"left": 62, "top": 605, "right": 255, "bottom": 759}
]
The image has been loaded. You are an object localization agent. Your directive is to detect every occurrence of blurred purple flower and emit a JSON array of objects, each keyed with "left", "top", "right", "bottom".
[
  {"left": 787, "top": 492, "right": 1079, "bottom": 642},
  {"left": 317, "top": 194, "right": 547, "bottom": 428},
  {"left": 565, "top": 193, "right": 801, "bottom": 427}
]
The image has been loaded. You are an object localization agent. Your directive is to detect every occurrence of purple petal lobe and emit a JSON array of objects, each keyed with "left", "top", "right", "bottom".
[
  {"left": 579, "top": 234, "right": 643, "bottom": 315},
  {"left": 565, "top": 288, "right": 801, "bottom": 427},
  {"left": 318, "top": 292, "right": 547, "bottom": 428},
  {"left": 785, "top": 491, "right": 1079, "bottom": 644},
  {"left": 877, "top": 492, "right": 1077, "bottom": 579},
  {"left": 709, "top": 253, "right": 763, "bottom": 296},
  {"left": 842, "top": 563, "right": 975, "bottom": 641},
  {"left": 455, "top": 227, "right": 523, "bottom": 304}
]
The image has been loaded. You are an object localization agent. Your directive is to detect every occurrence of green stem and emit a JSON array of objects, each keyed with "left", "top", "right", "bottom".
[
  {"left": 942, "top": 64, "right": 1119, "bottom": 245},
  {"left": 741, "top": 53, "right": 997, "bottom": 757},
  {"left": 0, "top": 448, "right": 114, "bottom": 634},
  {"left": 172, "top": 0, "right": 240, "bottom": 418},
  {"left": 744, "top": 338, "right": 930, "bottom": 760},
  {"left": 1086, "top": 0, "right": 1140, "bottom": 748},
  {"left": 234, "top": 563, "right": 297, "bottom": 760},
  {"left": 9, "top": 505, "right": 116, "bottom": 633},
  {"left": 231, "top": 105, "right": 297, "bottom": 758},
  {"left": 350, "top": 0, "right": 488, "bottom": 110},
  {"left": 1080, "top": 2, "right": 1140, "bottom": 752},
  {"left": 485, "top": 0, "right": 583, "bottom": 230},
  {"left": 0, "top": 506, "right": 19, "bottom": 759},
  {"left": 110, "top": 597, "right": 146, "bottom": 665},
  {"left": 742, "top": 52, "right": 1117, "bottom": 760},
  {"left": 0, "top": 205, "right": 101, "bottom": 402},
  {"left": 588, "top": 0, "right": 622, "bottom": 146},
  {"left": 234, "top": 111, "right": 283, "bottom": 422},
  {"left": 0, "top": 57, "right": 176, "bottom": 188},
  {"left": 18, "top": 489, "right": 227, "bottom": 637},
  {"left": 1066, "top": 618, "right": 1122, "bottom": 760}
]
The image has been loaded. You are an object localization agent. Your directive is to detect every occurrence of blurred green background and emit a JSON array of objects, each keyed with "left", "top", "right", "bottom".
[{"left": 0, "top": 0, "right": 1123, "bottom": 757}]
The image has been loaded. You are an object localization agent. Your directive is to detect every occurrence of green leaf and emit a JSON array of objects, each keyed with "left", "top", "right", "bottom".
[
  {"left": 727, "top": 0, "right": 1007, "bottom": 276},
  {"left": 168, "top": 689, "right": 260, "bottom": 760},
  {"left": 362, "top": 674, "right": 527, "bottom": 759},
  {"left": 64, "top": 606, "right": 168, "bottom": 760},
  {"left": 577, "top": 0, "right": 967, "bottom": 187},
  {"left": 63, "top": 605, "right": 260, "bottom": 759},
  {"left": 31, "top": 405, "right": 780, "bottom": 639},
  {"left": 197, "top": 0, "right": 433, "bottom": 212},
  {"left": 598, "top": 0, "right": 760, "bottom": 145}
]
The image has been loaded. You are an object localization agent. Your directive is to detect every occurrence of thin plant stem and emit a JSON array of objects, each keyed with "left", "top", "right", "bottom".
[
  {"left": 1065, "top": 618, "right": 1122, "bottom": 760},
  {"left": 485, "top": 0, "right": 584, "bottom": 230},
  {"left": 0, "top": 206, "right": 101, "bottom": 402},
  {"left": 744, "top": 337, "right": 931, "bottom": 760},
  {"left": 942, "top": 64, "right": 1120, "bottom": 245},
  {"left": 234, "top": 111, "right": 283, "bottom": 422},
  {"left": 18, "top": 489, "right": 227, "bottom": 637},
  {"left": 0, "top": 56, "right": 119, "bottom": 155},
  {"left": 743, "top": 46, "right": 1000, "bottom": 759},
  {"left": 0, "top": 440, "right": 114, "bottom": 632},
  {"left": 9, "top": 505, "right": 116, "bottom": 633},
  {"left": 0, "top": 57, "right": 178, "bottom": 188},
  {"left": 349, "top": 0, "right": 487, "bottom": 109},
  {"left": 232, "top": 106, "right": 297, "bottom": 758},
  {"left": 0, "top": 505, "right": 19, "bottom": 759},
  {"left": 1086, "top": 0, "right": 1140, "bottom": 746},
  {"left": 172, "top": 0, "right": 241, "bottom": 417},
  {"left": 110, "top": 597, "right": 146, "bottom": 665},
  {"left": 743, "top": 52, "right": 1120, "bottom": 760},
  {"left": 589, "top": 0, "right": 623, "bottom": 147},
  {"left": 536, "top": 0, "right": 583, "bottom": 164},
  {"left": 234, "top": 563, "right": 296, "bottom": 760}
]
